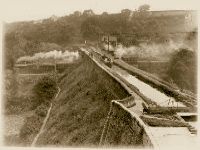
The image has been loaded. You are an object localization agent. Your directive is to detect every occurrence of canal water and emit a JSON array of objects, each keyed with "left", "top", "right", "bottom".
[{"left": 112, "top": 65, "right": 185, "bottom": 107}]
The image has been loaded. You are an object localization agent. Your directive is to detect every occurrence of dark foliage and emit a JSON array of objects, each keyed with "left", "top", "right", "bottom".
[
  {"left": 168, "top": 49, "right": 197, "bottom": 92},
  {"left": 35, "top": 103, "right": 48, "bottom": 117},
  {"left": 33, "top": 76, "right": 57, "bottom": 104}
]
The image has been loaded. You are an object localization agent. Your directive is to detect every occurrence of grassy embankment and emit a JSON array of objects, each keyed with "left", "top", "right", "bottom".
[
  {"left": 33, "top": 53, "right": 129, "bottom": 147},
  {"left": 4, "top": 64, "right": 75, "bottom": 146}
]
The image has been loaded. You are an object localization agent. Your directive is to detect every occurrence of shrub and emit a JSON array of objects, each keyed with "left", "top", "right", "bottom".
[
  {"left": 35, "top": 103, "right": 48, "bottom": 117},
  {"left": 32, "top": 76, "right": 57, "bottom": 105},
  {"left": 168, "top": 49, "right": 196, "bottom": 92}
]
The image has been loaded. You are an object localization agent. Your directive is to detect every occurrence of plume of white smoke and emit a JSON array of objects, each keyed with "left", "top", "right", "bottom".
[
  {"left": 114, "top": 39, "right": 194, "bottom": 60},
  {"left": 17, "top": 50, "right": 79, "bottom": 64},
  {"left": 17, "top": 56, "right": 35, "bottom": 62}
]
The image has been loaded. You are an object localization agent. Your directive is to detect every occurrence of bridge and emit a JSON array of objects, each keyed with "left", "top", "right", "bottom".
[
  {"left": 80, "top": 46, "right": 197, "bottom": 149},
  {"left": 14, "top": 45, "right": 197, "bottom": 148}
]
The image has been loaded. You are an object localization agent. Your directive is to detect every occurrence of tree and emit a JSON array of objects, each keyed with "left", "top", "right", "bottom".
[
  {"left": 102, "top": 12, "right": 109, "bottom": 16},
  {"left": 138, "top": 4, "right": 150, "bottom": 12},
  {"left": 83, "top": 9, "right": 95, "bottom": 17},
  {"left": 121, "top": 9, "right": 132, "bottom": 17},
  {"left": 81, "top": 17, "right": 103, "bottom": 40},
  {"left": 73, "top": 11, "right": 82, "bottom": 17},
  {"left": 33, "top": 76, "right": 57, "bottom": 104},
  {"left": 135, "top": 4, "right": 151, "bottom": 19},
  {"left": 168, "top": 49, "right": 196, "bottom": 92}
]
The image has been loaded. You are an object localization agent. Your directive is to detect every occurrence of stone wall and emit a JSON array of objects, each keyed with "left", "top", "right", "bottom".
[{"left": 100, "top": 101, "right": 155, "bottom": 148}]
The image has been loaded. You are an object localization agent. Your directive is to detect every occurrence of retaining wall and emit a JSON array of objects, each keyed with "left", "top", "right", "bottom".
[{"left": 100, "top": 101, "right": 157, "bottom": 148}]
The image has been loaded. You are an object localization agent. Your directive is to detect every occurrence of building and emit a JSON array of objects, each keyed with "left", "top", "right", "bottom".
[{"left": 101, "top": 35, "right": 117, "bottom": 47}]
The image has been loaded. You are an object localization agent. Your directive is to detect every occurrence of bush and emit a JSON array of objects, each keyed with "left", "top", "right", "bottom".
[
  {"left": 33, "top": 76, "right": 57, "bottom": 105},
  {"left": 168, "top": 49, "right": 197, "bottom": 92},
  {"left": 35, "top": 103, "right": 48, "bottom": 117}
]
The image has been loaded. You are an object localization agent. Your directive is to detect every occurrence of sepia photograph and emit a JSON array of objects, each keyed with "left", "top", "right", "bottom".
[{"left": 0, "top": 0, "right": 198, "bottom": 149}]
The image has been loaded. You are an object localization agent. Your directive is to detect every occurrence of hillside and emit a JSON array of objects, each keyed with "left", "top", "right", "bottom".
[
  {"left": 4, "top": 7, "right": 197, "bottom": 69},
  {"left": 32, "top": 53, "right": 130, "bottom": 146}
]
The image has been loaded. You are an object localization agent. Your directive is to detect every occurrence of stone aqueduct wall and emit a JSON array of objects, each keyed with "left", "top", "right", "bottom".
[
  {"left": 81, "top": 49, "right": 157, "bottom": 148},
  {"left": 100, "top": 101, "right": 155, "bottom": 148}
]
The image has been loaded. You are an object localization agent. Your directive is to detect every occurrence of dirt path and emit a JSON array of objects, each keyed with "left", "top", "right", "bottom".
[{"left": 31, "top": 87, "right": 60, "bottom": 146}]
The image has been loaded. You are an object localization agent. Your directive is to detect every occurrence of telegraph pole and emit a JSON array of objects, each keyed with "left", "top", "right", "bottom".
[
  {"left": 107, "top": 35, "right": 109, "bottom": 51},
  {"left": 54, "top": 59, "right": 58, "bottom": 84},
  {"left": 98, "top": 33, "right": 100, "bottom": 48}
]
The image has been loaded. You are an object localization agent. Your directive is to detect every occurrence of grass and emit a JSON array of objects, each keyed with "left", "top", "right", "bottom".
[
  {"left": 18, "top": 75, "right": 58, "bottom": 146},
  {"left": 35, "top": 54, "right": 129, "bottom": 146}
]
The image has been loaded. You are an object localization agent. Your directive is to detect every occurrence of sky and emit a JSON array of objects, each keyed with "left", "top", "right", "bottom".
[{"left": 0, "top": 0, "right": 199, "bottom": 22}]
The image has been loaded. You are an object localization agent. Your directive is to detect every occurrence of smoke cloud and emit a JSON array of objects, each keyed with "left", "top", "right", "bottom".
[
  {"left": 114, "top": 39, "right": 194, "bottom": 60},
  {"left": 17, "top": 50, "right": 79, "bottom": 64}
]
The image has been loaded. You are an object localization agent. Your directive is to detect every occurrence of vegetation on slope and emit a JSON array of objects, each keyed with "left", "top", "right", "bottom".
[
  {"left": 33, "top": 76, "right": 58, "bottom": 104},
  {"left": 35, "top": 54, "right": 129, "bottom": 146},
  {"left": 4, "top": 61, "right": 75, "bottom": 146},
  {"left": 19, "top": 75, "right": 58, "bottom": 145},
  {"left": 168, "top": 49, "right": 197, "bottom": 93}
]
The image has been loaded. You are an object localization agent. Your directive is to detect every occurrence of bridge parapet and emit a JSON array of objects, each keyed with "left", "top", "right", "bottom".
[{"left": 100, "top": 100, "right": 158, "bottom": 148}]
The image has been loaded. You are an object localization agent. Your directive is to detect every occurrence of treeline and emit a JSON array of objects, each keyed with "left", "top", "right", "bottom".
[{"left": 4, "top": 4, "right": 192, "bottom": 69}]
